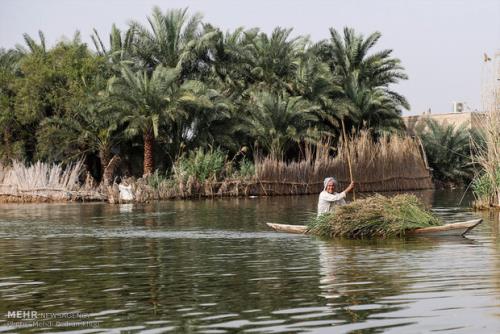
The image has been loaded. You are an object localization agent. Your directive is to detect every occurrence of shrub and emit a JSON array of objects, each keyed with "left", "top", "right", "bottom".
[
  {"left": 472, "top": 168, "right": 500, "bottom": 206},
  {"left": 237, "top": 158, "right": 255, "bottom": 179},
  {"left": 145, "top": 169, "right": 169, "bottom": 190},
  {"left": 173, "top": 147, "right": 226, "bottom": 182}
]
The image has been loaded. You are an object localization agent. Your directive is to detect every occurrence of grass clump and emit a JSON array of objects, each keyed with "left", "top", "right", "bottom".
[
  {"left": 236, "top": 158, "right": 255, "bottom": 179},
  {"left": 173, "top": 147, "right": 226, "bottom": 183},
  {"left": 145, "top": 170, "right": 169, "bottom": 189},
  {"left": 307, "top": 194, "right": 442, "bottom": 239},
  {"left": 471, "top": 166, "right": 500, "bottom": 208}
]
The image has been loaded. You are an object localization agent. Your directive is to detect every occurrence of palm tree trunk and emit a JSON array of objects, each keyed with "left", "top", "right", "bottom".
[
  {"left": 99, "top": 148, "right": 111, "bottom": 180},
  {"left": 102, "top": 155, "right": 121, "bottom": 186},
  {"left": 143, "top": 130, "right": 155, "bottom": 176}
]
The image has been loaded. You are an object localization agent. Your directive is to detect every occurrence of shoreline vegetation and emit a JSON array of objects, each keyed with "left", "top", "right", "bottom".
[
  {"left": 1, "top": 6, "right": 487, "bottom": 205},
  {"left": 0, "top": 6, "right": 417, "bottom": 204},
  {"left": 413, "top": 118, "right": 479, "bottom": 190},
  {"left": 472, "top": 106, "right": 500, "bottom": 209},
  {"left": 0, "top": 132, "right": 433, "bottom": 203}
]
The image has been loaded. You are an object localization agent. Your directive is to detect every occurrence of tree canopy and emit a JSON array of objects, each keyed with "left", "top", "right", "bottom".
[{"left": 0, "top": 7, "right": 410, "bottom": 179}]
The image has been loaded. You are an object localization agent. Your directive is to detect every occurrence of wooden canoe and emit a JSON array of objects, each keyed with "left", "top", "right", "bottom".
[{"left": 266, "top": 219, "right": 483, "bottom": 237}]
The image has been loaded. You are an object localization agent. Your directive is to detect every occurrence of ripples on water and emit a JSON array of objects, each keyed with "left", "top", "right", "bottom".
[{"left": 0, "top": 191, "right": 499, "bottom": 333}]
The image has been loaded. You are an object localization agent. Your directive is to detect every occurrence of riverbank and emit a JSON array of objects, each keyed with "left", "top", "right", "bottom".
[
  {"left": 105, "top": 176, "right": 435, "bottom": 204},
  {"left": 0, "top": 175, "right": 436, "bottom": 204},
  {"left": 0, "top": 134, "right": 435, "bottom": 203},
  {"left": 0, "top": 191, "right": 105, "bottom": 203}
]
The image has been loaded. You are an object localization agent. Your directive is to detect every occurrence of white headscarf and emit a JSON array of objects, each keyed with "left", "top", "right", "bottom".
[{"left": 323, "top": 177, "right": 338, "bottom": 191}]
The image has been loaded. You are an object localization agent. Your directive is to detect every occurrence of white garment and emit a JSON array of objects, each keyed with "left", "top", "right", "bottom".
[
  {"left": 118, "top": 184, "right": 134, "bottom": 201},
  {"left": 317, "top": 191, "right": 346, "bottom": 216}
]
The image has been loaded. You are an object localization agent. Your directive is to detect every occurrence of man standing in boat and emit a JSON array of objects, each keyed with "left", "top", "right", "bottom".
[{"left": 317, "top": 177, "right": 355, "bottom": 216}]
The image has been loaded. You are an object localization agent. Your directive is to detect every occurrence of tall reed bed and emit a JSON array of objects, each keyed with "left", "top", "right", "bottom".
[
  {"left": 138, "top": 132, "right": 432, "bottom": 200},
  {"left": 0, "top": 160, "right": 86, "bottom": 201},
  {"left": 472, "top": 55, "right": 500, "bottom": 208},
  {"left": 472, "top": 107, "right": 500, "bottom": 207},
  {"left": 255, "top": 131, "right": 433, "bottom": 194}
]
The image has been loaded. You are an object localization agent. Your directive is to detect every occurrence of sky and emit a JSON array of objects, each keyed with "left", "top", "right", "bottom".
[{"left": 1, "top": 0, "right": 499, "bottom": 115}]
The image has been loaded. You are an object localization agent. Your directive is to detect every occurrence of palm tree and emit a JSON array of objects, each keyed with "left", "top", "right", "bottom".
[
  {"left": 206, "top": 27, "right": 318, "bottom": 155},
  {"left": 317, "top": 28, "right": 409, "bottom": 134},
  {"left": 204, "top": 26, "right": 253, "bottom": 97},
  {"left": 91, "top": 24, "right": 134, "bottom": 72},
  {"left": 16, "top": 30, "right": 47, "bottom": 55},
  {"left": 129, "top": 7, "right": 217, "bottom": 76},
  {"left": 208, "top": 26, "right": 305, "bottom": 94},
  {"left": 171, "top": 81, "right": 234, "bottom": 152},
  {"left": 37, "top": 95, "right": 122, "bottom": 180},
  {"left": 289, "top": 54, "right": 345, "bottom": 137},
  {"left": 245, "top": 27, "right": 306, "bottom": 92},
  {"left": 417, "top": 119, "right": 474, "bottom": 185},
  {"left": 0, "top": 48, "right": 21, "bottom": 71},
  {"left": 109, "top": 65, "right": 217, "bottom": 175},
  {"left": 109, "top": 65, "right": 178, "bottom": 175},
  {"left": 343, "top": 81, "right": 405, "bottom": 132},
  {"left": 240, "top": 91, "right": 320, "bottom": 159}
]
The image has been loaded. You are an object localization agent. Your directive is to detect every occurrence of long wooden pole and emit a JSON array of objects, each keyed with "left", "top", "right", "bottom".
[{"left": 341, "top": 118, "right": 355, "bottom": 200}]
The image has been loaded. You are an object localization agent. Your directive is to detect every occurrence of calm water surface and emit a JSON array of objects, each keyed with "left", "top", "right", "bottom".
[{"left": 0, "top": 191, "right": 499, "bottom": 333}]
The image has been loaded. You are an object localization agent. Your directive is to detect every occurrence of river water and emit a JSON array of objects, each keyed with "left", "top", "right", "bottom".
[{"left": 0, "top": 191, "right": 499, "bottom": 333}]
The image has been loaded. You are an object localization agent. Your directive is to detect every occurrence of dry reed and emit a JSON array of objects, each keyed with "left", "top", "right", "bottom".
[
  {"left": 255, "top": 131, "right": 433, "bottom": 195},
  {"left": 472, "top": 53, "right": 500, "bottom": 208},
  {"left": 472, "top": 111, "right": 500, "bottom": 208},
  {"left": 0, "top": 160, "right": 103, "bottom": 202},
  {"left": 127, "top": 131, "right": 433, "bottom": 202}
]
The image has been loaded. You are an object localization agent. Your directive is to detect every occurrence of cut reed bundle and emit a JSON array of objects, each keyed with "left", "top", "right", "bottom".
[{"left": 307, "top": 194, "right": 441, "bottom": 239}]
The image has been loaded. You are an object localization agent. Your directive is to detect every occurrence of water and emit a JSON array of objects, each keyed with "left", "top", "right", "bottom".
[{"left": 0, "top": 191, "right": 499, "bottom": 333}]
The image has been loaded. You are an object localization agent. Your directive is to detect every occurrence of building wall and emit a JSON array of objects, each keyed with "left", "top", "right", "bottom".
[{"left": 403, "top": 112, "right": 486, "bottom": 134}]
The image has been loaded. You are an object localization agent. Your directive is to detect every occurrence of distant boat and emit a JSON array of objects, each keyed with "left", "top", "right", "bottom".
[{"left": 266, "top": 219, "right": 483, "bottom": 238}]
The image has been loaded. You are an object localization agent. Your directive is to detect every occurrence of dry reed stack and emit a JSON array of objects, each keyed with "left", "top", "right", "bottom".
[
  {"left": 0, "top": 161, "right": 104, "bottom": 202},
  {"left": 254, "top": 131, "right": 433, "bottom": 195}
]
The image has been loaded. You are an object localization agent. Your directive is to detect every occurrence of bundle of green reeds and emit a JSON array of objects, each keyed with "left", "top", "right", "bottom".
[{"left": 307, "top": 194, "right": 441, "bottom": 239}]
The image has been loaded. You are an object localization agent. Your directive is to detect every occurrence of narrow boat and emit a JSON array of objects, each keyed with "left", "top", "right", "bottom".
[{"left": 266, "top": 219, "right": 483, "bottom": 237}]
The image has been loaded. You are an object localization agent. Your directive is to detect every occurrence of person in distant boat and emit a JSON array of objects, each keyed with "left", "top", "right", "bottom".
[{"left": 317, "top": 177, "right": 354, "bottom": 216}]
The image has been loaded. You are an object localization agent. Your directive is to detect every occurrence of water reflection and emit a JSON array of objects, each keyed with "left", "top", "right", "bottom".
[
  {"left": 0, "top": 191, "right": 498, "bottom": 333},
  {"left": 316, "top": 236, "right": 490, "bottom": 333},
  {"left": 480, "top": 210, "right": 500, "bottom": 315},
  {"left": 319, "top": 241, "right": 412, "bottom": 324}
]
